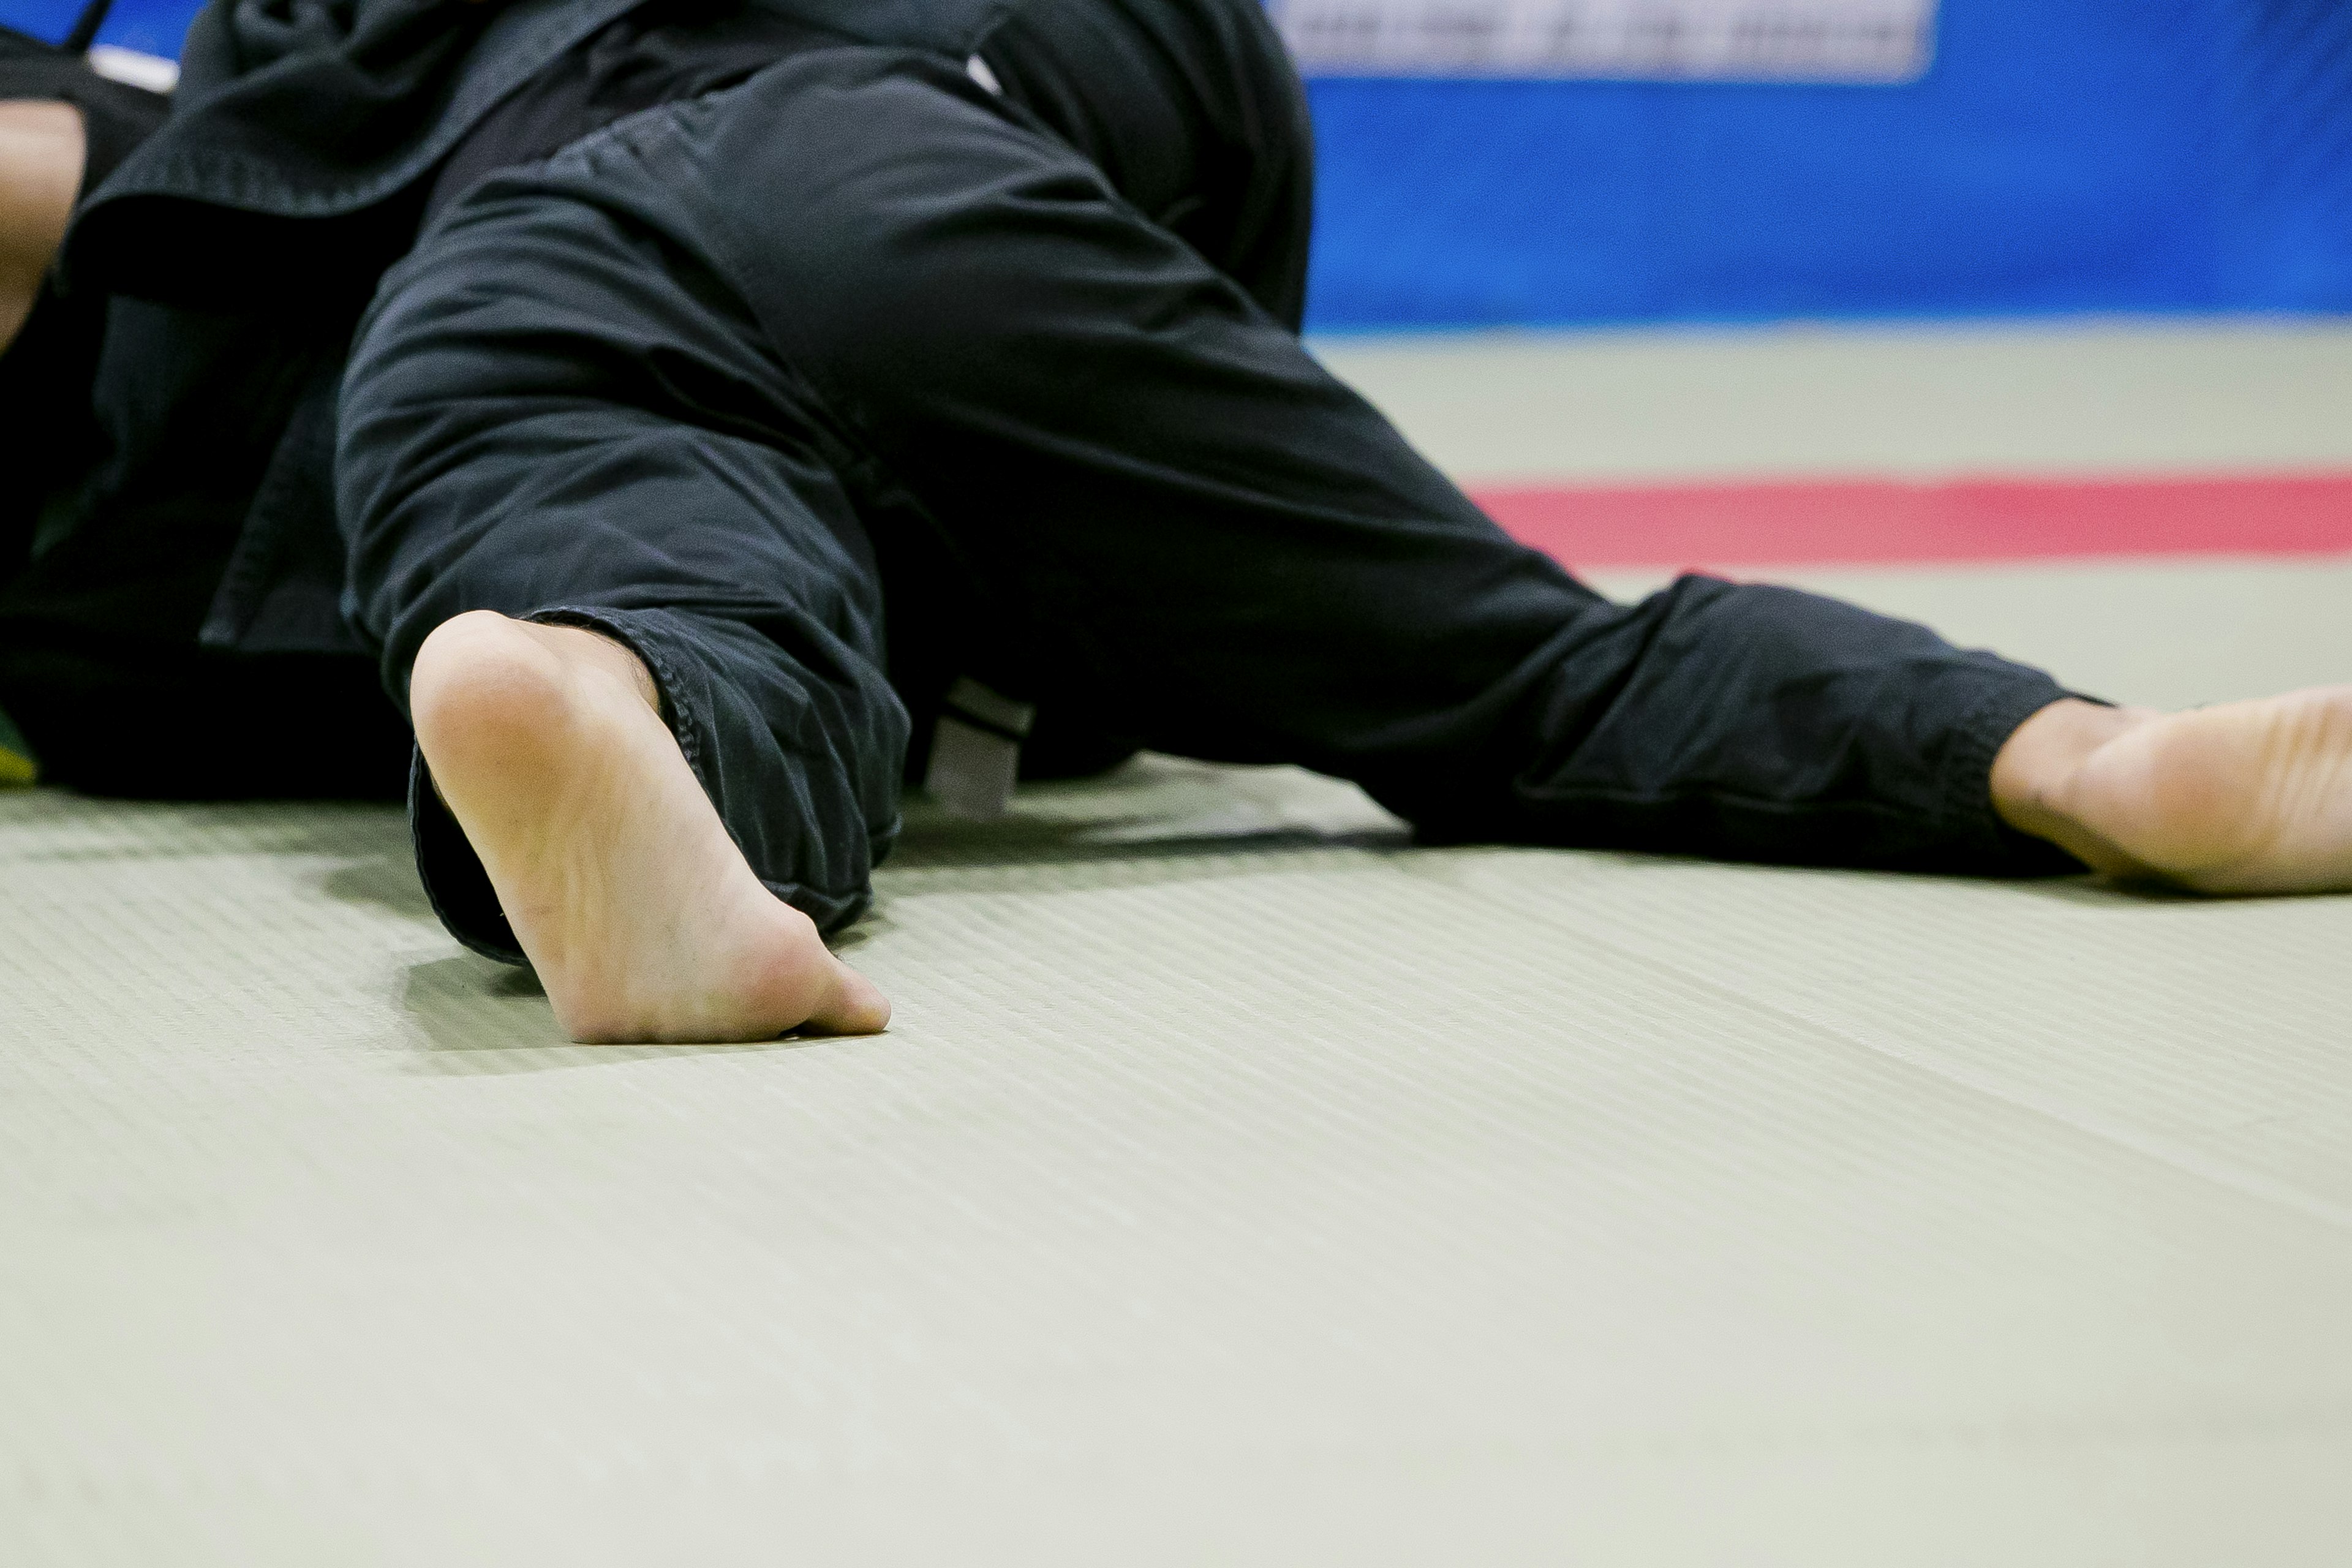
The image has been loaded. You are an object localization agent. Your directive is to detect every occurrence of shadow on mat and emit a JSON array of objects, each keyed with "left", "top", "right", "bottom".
[
  {"left": 325, "top": 845, "right": 439, "bottom": 922},
  {"left": 889, "top": 812, "right": 1408, "bottom": 870},
  {"left": 886, "top": 755, "right": 1409, "bottom": 876},
  {"left": 7, "top": 795, "right": 412, "bottom": 861},
  {"left": 399, "top": 954, "right": 839, "bottom": 1074},
  {"left": 875, "top": 815, "right": 1414, "bottom": 910}
]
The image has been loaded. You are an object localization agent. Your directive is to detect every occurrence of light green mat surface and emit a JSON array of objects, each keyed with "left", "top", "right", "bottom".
[
  {"left": 1316, "top": 316, "right": 2352, "bottom": 481},
  {"left": 5, "top": 554, "right": 2350, "bottom": 1564}
]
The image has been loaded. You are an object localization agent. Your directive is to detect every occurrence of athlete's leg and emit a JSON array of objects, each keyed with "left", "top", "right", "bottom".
[
  {"left": 350, "top": 27, "right": 2352, "bottom": 1045},
  {"left": 0, "top": 49, "right": 389, "bottom": 797},
  {"left": 339, "top": 101, "right": 904, "bottom": 1041},
  {"left": 976, "top": 0, "right": 1314, "bottom": 329},
  {"left": 405, "top": 611, "right": 891, "bottom": 1043},
  {"left": 750, "top": 3, "right": 2352, "bottom": 894}
]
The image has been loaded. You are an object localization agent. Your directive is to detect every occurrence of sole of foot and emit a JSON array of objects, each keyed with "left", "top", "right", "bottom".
[
  {"left": 410, "top": 611, "right": 892, "bottom": 1044},
  {"left": 2058, "top": 685, "right": 2352, "bottom": 896}
]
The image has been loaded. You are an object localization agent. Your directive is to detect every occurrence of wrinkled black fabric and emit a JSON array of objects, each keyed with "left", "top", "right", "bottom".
[
  {"left": 62, "top": 0, "right": 619, "bottom": 305},
  {"left": 0, "top": 29, "right": 411, "bottom": 796},
  {"left": 43, "top": 0, "right": 1018, "bottom": 664},
  {"left": 0, "top": 0, "right": 1015, "bottom": 793},
  {"left": 337, "top": 3, "right": 2077, "bottom": 962},
  {"left": 976, "top": 0, "right": 1314, "bottom": 329},
  {"left": 59, "top": 0, "right": 1017, "bottom": 304},
  {"left": 423, "top": 0, "right": 853, "bottom": 224},
  {"left": 0, "top": 296, "right": 415, "bottom": 796}
]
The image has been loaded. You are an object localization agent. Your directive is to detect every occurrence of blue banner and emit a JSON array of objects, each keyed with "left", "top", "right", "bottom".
[{"left": 7, "top": 0, "right": 2350, "bottom": 330}]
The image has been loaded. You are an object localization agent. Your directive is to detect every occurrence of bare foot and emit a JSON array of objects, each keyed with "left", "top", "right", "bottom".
[
  {"left": 1995, "top": 690, "right": 2352, "bottom": 895},
  {"left": 409, "top": 611, "right": 891, "bottom": 1043}
]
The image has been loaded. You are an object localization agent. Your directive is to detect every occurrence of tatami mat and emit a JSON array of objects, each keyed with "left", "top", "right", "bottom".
[
  {"left": 7, "top": 326, "right": 2352, "bottom": 1564},
  {"left": 1316, "top": 317, "right": 2352, "bottom": 482}
]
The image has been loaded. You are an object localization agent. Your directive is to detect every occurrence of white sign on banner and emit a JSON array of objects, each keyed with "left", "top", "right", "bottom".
[{"left": 1272, "top": 0, "right": 1939, "bottom": 81}]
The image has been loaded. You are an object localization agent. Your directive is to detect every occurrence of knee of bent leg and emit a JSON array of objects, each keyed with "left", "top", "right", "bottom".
[
  {"left": 337, "top": 182, "right": 747, "bottom": 682},
  {"left": 704, "top": 56, "right": 1141, "bottom": 390}
]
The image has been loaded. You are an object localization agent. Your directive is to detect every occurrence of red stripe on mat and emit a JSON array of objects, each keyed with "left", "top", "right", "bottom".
[{"left": 1472, "top": 473, "right": 2352, "bottom": 570}]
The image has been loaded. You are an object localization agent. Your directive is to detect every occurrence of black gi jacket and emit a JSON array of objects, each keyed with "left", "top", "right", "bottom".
[{"left": 57, "top": 0, "right": 1011, "bottom": 657}]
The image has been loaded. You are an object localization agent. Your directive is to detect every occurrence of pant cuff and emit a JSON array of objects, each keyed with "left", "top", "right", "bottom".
[{"left": 1943, "top": 674, "right": 2102, "bottom": 877}]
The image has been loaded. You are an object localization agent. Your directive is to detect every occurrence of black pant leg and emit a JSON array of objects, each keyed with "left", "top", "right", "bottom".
[
  {"left": 976, "top": 0, "right": 1315, "bottom": 328},
  {"left": 871, "top": 0, "right": 1316, "bottom": 783},
  {"left": 0, "top": 512, "right": 412, "bottom": 800},
  {"left": 1, "top": 286, "right": 412, "bottom": 799},
  {"left": 337, "top": 111, "right": 911, "bottom": 956},
  {"left": 0, "top": 57, "right": 404, "bottom": 799},
  {"left": 689, "top": 48, "right": 2075, "bottom": 877}
]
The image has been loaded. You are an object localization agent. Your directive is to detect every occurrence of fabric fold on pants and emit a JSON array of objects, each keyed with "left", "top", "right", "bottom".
[{"left": 339, "top": 0, "right": 2081, "bottom": 965}]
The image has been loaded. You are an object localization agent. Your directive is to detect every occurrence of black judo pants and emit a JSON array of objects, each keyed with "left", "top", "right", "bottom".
[{"left": 336, "top": 0, "right": 2077, "bottom": 960}]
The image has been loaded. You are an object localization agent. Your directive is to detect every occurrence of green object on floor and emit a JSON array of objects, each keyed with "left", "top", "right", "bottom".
[{"left": 0, "top": 705, "right": 36, "bottom": 786}]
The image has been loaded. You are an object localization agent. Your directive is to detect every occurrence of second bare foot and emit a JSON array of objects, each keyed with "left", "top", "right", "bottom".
[{"left": 1996, "top": 689, "right": 2352, "bottom": 895}]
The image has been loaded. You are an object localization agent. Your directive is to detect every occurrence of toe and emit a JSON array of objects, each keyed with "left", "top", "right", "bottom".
[{"left": 802, "top": 961, "right": 892, "bottom": 1037}]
